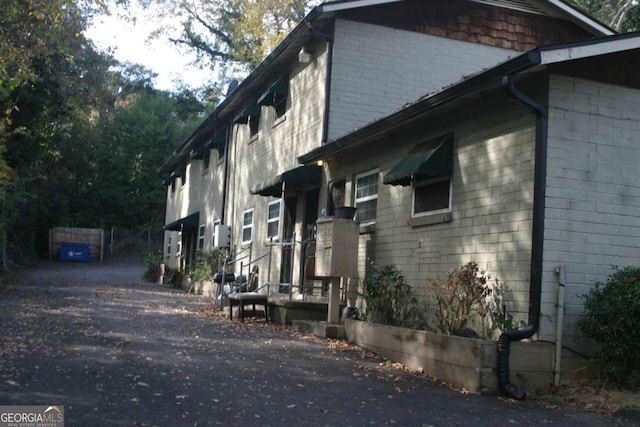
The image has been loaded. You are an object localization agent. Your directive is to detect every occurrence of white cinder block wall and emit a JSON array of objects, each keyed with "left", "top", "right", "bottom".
[
  {"left": 225, "top": 44, "right": 328, "bottom": 284},
  {"left": 543, "top": 75, "right": 640, "bottom": 351},
  {"left": 163, "top": 150, "right": 227, "bottom": 270},
  {"left": 329, "top": 93, "right": 536, "bottom": 325},
  {"left": 328, "top": 19, "right": 517, "bottom": 140}
]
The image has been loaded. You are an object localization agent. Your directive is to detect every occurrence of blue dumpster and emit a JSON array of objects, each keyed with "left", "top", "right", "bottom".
[{"left": 58, "top": 243, "right": 91, "bottom": 262}]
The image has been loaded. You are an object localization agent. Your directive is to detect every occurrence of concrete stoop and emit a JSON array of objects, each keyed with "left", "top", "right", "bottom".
[{"left": 292, "top": 319, "right": 345, "bottom": 339}]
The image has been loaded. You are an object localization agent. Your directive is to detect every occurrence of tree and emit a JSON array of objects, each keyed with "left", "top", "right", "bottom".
[
  {"left": 151, "top": 0, "right": 318, "bottom": 74},
  {"left": 91, "top": 90, "right": 202, "bottom": 227},
  {"left": 569, "top": 0, "right": 640, "bottom": 31},
  {"left": 0, "top": 0, "right": 114, "bottom": 265}
]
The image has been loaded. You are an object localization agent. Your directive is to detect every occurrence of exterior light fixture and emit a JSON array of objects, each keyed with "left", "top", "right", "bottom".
[{"left": 298, "top": 46, "right": 312, "bottom": 63}]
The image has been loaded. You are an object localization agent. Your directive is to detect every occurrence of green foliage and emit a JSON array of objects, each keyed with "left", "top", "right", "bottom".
[
  {"left": 0, "top": 1, "right": 208, "bottom": 264},
  {"left": 169, "top": 269, "right": 184, "bottom": 289},
  {"left": 187, "top": 249, "right": 226, "bottom": 282},
  {"left": 577, "top": 266, "right": 640, "bottom": 389},
  {"left": 492, "top": 307, "right": 526, "bottom": 334},
  {"left": 428, "top": 261, "right": 496, "bottom": 338},
  {"left": 568, "top": 0, "right": 640, "bottom": 31},
  {"left": 362, "top": 263, "right": 420, "bottom": 328},
  {"left": 155, "top": 0, "right": 315, "bottom": 72},
  {"left": 142, "top": 250, "right": 164, "bottom": 282},
  {"left": 92, "top": 91, "right": 197, "bottom": 227}
]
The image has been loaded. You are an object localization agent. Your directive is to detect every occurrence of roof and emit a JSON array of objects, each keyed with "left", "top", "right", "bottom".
[
  {"left": 158, "top": 0, "right": 615, "bottom": 177},
  {"left": 297, "top": 31, "right": 640, "bottom": 164}
]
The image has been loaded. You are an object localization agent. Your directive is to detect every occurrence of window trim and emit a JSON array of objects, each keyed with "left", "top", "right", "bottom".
[
  {"left": 249, "top": 113, "right": 260, "bottom": 138},
  {"left": 258, "top": 75, "right": 288, "bottom": 119},
  {"left": 266, "top": 200, "right": 281, "bottom": 241},
  {"left": 198, "top": 224, "right": 206, "bottom": 251},
  {"left": 202, "top": 151, "right": 210, "bottom": 173},
  {"left": 354, "top": 169, "right": 379, "bottom": 225},
  {"left": 411, "top": 176, "right": 452, "bottom": 218},
  {"left": 211, "top": 219, "right": 221, "bottom": 248},
  {"left": 242, "top": 209, "right": 254, "bottom": 244}
]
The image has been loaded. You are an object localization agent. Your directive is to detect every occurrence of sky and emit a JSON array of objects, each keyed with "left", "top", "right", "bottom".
[{"left": 84, "top": 6, "right": 212, "bottom": 91}]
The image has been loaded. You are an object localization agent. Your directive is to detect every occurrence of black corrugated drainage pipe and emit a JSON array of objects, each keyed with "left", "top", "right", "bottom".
[{"left": 498, "top": 75, "right": 548, "bottom": 400}]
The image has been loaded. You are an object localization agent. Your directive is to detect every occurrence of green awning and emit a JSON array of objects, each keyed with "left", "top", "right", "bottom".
[
  {"left": 250, "top": 164, "right": 322, "bottom": 197},
  {"left": 233, "top": 104, "right": 261, "bottom": 124},
  {"left": 164, "top": 212, "right": 200, "bottom": 231},
  {"left": 190, "top": 146, "right": 210, "bottom": 160},
  {"left": 208, "top": 128, "right": 227, "bottom": 150},
  {"left": 383, "top": 134, "right": 453, "bottom": 186},
  {"left": 257, "top": 76, "right": 289, "bottom": 106},
  {"left": 172, "top": 166, "right": 186, "bottom": 179}
]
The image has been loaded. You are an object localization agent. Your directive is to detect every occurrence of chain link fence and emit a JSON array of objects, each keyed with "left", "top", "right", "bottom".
[{"left": 107, "top": 227, "right": 164, "bottom": 257}]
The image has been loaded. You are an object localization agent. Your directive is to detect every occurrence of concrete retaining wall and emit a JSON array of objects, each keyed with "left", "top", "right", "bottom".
[{"left": 343, "top": 320, "right": 553, "bottom": 394}]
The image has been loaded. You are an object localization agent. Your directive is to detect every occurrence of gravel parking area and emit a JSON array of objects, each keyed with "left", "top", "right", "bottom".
[{"left": 0, "top": 257, "right": 635, "bottom": 426}]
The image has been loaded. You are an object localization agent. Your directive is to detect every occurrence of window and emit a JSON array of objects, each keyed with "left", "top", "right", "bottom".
[
  {"left": 242, "top": 209, "right": 254, "bottom": 243},
  {"left": 203, "top": 152, "right": 210, "bottom": 172},
  {"left": 355, "top": 170, "right": 379, "bottom": 224},
  {"left": 166, "top": 235, "right": 172, "bottom": 257},
  {"left": 383, "top": 134, "right": 454, "bottom": 225},
  {"left": 274, "top": 92, "right": 287, "bottom": 118},
  {"left": 249, "top": 114, "right": 260, "bottom": 138},
  {"left": 413, "top": 177, "right": 452, "bottom": 216},
  {"left": 328, "top": 179, "right": 345, "bottom": 216},
  {"left": 258, "top": 76, "right": 288, "bottom": 119},
  {"left": 234, "top": 105, "right": 261, "bottom": 139},
  {"left": 267, "top": 200, "right": 281, "bottom": 239},
  {"left": 198, "top": 224, "right": 205, "bottom": 250},
  {"left": 180, "top": 165, "right": 187, "bottom": 187},
  {"left": 176, "top": 232, "right": 182, "bottom": 257},
  {"left": 211, "top": 219, "right": 221, "bottom": 247}
]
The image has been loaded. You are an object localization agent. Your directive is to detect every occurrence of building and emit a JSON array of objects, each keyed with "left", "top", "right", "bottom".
[
  {"left": 300, "top": 31, "right": 640, "bottom": 359},
  {"left": 160, "top": 0, "right": 608, "bottom": 286},
  {"left": 160, "top": 0, "right": 635, "bottom": 391}
]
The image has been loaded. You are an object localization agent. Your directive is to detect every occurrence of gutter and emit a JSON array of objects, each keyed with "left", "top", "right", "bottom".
[{"left": 497, "top": 75, "right": 548, "bottom": 400}]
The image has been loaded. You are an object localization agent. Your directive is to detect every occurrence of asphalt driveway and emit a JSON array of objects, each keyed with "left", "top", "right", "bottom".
[{"left": 0, "top": 257, "right": 635, "bottom": 426}]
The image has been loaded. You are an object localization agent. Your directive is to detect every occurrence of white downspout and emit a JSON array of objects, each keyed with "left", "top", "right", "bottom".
[{"left": 554, "top": 264, "right": 566, "bottom": 386}]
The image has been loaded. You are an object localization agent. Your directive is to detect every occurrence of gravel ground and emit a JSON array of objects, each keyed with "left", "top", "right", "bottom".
[{"left": 0, "top": 257, "right": 637, "bottom": 426}]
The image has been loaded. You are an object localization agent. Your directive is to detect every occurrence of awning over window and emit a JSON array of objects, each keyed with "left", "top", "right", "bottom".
[
  {"left": 208, "top": 128, "right": 227, "bottom": 150},
  {"left": 164, "top": 212, "right": 199, "bottom": 231},
  {"left": 190, "top": 146, "right": 209, "bottom": 160},
  {"left": 383, "top": 134, "right": 453, "bottom": 186},
  {"left": 174, "top": 166, "right": 186, "bottom": 178},
  {"left": 250, "top": 164, "right": 322, "bottom": 197},
  {"left": 233, "top": 104, "right": 261, "bottom": 124},
  {"left": 257, "top": 76, "right": 288, "bottom": 106}
]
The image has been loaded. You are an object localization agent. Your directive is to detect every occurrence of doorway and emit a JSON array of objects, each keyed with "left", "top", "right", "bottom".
[{"left": 280, "top": 196, "right": 297, "bottom": 284}]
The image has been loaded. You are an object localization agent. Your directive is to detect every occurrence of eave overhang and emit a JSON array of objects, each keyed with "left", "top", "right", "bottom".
[
  {"left": 159, "top": 0, "right": 618, "bottom": 178},
  {"left": 298, "top": 31, "right": 640, "bottom": 164}
]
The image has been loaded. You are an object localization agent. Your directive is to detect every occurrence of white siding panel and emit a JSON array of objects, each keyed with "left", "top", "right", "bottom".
[
  {"left": 328, "top": 19, "right": 517, "bottom": 140},
  {"left": 545, "top": 75, "right": 640, "bottom": 350},
  {"left": 330, "top": 93, "right": 536, "bottom": 324}
]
